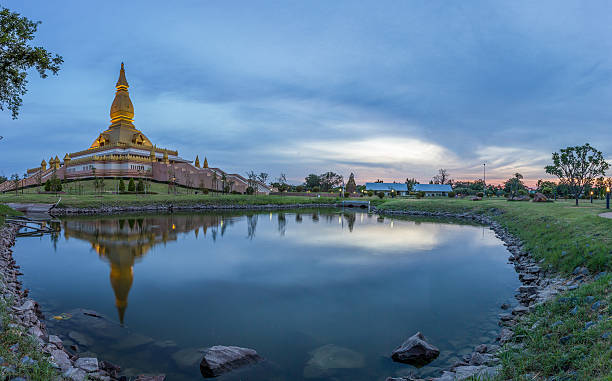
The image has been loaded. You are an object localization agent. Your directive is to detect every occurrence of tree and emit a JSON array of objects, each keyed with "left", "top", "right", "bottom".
[
  {"left": 246, "top": 171, "right": 258, "bottom": 194},
  {"left": 304, "top": 174, "right": 321, "bottom": 190},
  {"left": 10, "top": 173, "right": 19, "bottom": 194},
  {"left": 0, "top": 7, "right": 63, "bottom": 119},
  {"left": 257, "top": 172, "right": 269, "bottom": 185},
  {"left": 319, "top": 172, "right": 343, "bottom": 192},
  {"left": 276, "top": 173, "right": 288, "bottom": 192},
  {"left": 212, "top": 172, "right": 218, "bottom": 193},
  {"left": 545, "top": 143, "right": 609, "bottom": 206},
  {"left": 137, "top": 179, "right": 144, "bottom": 192},
  {"left": 504, "top": 173, "right": 525, "bottom": 198},
  {"left": 536, "top": 179, "right": 556, "bottom": 197},
  {"left": 221, "top": 174, "right": 227, "bottom": 193},
  {"left": 345, "top": 173, "right": 357, "bottom": 194},
  {"left": 405, "top": 178, "right": 417, "bottom": 192},
  {"left": 432, "top": 169, "right": 451, "bottom": 184},
  {"left": 119, "top": 179, "right": 125, "bottom": 193},
  {"left": 128, "top": 178, "right": 135, "bottom": 192}
]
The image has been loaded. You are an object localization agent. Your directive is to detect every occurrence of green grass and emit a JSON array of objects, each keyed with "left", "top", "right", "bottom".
[
  {"left": 0, "top": 192, "right": 341, "bottom": 209},
  {"left": 498, "top": 274, "right": 611, "bottom": 380},
  {"left": 0, "top": 204, "right": 20, "bottom": 226},
  {"left": 375, "top": 197, "right": 612, "bottom": 380},
  {"left": 0, "top": 293, "right": 59, "bottom": 380}
]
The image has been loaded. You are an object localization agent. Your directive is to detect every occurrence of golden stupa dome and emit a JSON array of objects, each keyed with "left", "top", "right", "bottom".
[{"left": 110, "top": 63, "right": 135, "bottom": 124}]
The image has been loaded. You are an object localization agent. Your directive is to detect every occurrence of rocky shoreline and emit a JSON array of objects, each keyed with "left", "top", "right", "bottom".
[
  {"left": 50, "top": 202, "right": 339, "bottom": 216},
  {"left": 375, "top": 208, "right": 574, "bottom": 381},
  {"left": 0, "top": 224, "right": 162, "bottom": 381}
]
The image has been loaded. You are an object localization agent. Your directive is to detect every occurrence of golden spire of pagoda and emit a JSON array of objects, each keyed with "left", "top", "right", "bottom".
[
  {"left": 110, "top": 262, "right": 133, "bottom": 325},
  {"left": 195, "top": 155, "right": 200, "bottom": 168},
  {"left": 41, "top": 159, "right": 47, "bottom": 170},
  {"left": 150, "top": 145, "right": 156, "bottom": 161},
  {"left": 203, "top": 156, "right": 208, "bottom": 168},
  {"left": 109, "top": 62, "right": 135, "bottom": 127}
]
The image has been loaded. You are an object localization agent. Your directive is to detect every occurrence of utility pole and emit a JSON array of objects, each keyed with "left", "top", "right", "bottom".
[{"left": 483, "top": 163, "right": 486, "bottom": 196}]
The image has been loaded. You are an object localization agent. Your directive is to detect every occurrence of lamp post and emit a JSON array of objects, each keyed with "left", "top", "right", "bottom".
[
  {"left": 590, "top": 190, "right": 594, "bottom": 203},
  {"left": 607, "top": 187, "right": 610, "bottom": 209}
]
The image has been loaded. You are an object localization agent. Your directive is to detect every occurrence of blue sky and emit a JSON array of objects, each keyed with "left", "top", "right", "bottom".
[{"left": 2, "top": 1, "right": 612, "bottom": 185}]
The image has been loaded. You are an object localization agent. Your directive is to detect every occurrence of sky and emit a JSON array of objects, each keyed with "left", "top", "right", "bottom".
[{"left": 2, "top": 1, "right": 612, "bottom": 186}]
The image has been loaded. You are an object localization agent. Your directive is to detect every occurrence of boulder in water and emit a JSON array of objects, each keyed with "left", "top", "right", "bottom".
[
  {"left": 199, "top": 345, "right": 261, "bottom": 378},
  {"left": 391, "top": 332, "right": 440, "bottom": 366}
]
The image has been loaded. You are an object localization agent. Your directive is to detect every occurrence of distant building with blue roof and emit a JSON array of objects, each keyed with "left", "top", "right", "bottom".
[
  {"left": 365, "top": 182, "right": 452, "bottom": 196},
  {"left": 365, "top": 182, "right": 408, "bottom": 195},
  {"left": 413, "top": 183, "right": 452, "bottom": 196}
]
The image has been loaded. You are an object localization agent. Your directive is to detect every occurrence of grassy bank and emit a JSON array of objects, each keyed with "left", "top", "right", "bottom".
[
  {"left": 0, "top": 204, "right": 20, "bottom": 226},
  {"left": 0, "top": 193, "right": 341, "bottom": 209},
  {"left": 0, "top": 297, "right": 58, "bottom": 380},
  {"left": 376, "top": 197, "right": 612, "bottom": 380}
]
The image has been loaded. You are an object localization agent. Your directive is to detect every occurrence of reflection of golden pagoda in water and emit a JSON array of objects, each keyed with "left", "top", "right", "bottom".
[{"left": 62, "top": 214, "right": 224, "bottom": 324}]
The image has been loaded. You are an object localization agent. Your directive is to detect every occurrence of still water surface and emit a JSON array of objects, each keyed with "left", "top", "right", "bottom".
[{"left": 14, "top": 210, "right": 519, "bottom": 380}]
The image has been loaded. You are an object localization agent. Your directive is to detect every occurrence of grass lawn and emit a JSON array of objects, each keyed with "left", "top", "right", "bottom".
[{"left": 0, "top": 191, "right": 341, "bottom": 209}]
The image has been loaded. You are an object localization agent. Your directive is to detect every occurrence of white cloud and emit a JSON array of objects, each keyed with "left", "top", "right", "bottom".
[
  {"left": 473, "top": 146, "right": 551, "bottom": 182},
  {"left": 274, "top": 136, "right": 458, "bottom": 168}
]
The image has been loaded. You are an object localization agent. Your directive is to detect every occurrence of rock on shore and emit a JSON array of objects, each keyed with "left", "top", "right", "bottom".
[{"left": 199, "top": 345, "right": 262, "bottom": 378}]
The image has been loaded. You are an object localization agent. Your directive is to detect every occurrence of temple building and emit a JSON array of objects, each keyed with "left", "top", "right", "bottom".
[{"left": 0, "top": 63, "right": 270, "bottom": 194}]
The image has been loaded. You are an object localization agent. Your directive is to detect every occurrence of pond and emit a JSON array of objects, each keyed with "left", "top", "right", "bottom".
[{"left": 13, "top": 209, "right": 520, "bottom": 380}]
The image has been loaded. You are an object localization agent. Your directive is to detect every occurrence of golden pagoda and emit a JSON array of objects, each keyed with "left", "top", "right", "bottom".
[
  {"left": 90, "top": 63, "right": 153, "bottom": 149},
  {"left": 0, "top": 63, "right": 270, "bottom": 195}
]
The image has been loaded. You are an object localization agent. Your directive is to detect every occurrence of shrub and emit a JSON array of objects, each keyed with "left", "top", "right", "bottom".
[
  {"left": 119, "top": 179, "right": 125, "bottom": 193},
  {"left": 312, "top": 186, "right": 320, "bottom": 192},
  {"left": 518, "top": 189, "right": 527, "bottom": 196},
  {"left": 344, "top": 192, "right": 350, "bottom": 198},
  {"left": 128, "top": 178, "right": 135, "bottom": 192},
  {"left": 295, "top": 185, "right": 304, "bottom": 192},
  {"left": 44, "top": 180, "right": 51, "bottom": 192},
  {"left": 476, "top": 192, "right": 484, "bottom": 198},
  {"left": 417, "top": 191, "right": 425, "bottom": 198},
  {"left": 137, "top": 180, "right": 144, "bottom": 192},
  {"left": 528, "top": 193, "right": 535, "bottom": 199},
  {"left": 367, "top": 190, "right": 374, "bottom": 197},
  {"left": 202, "top": 188, "right": 209, "bottom": 195},
  {"left": 377, "top": 191, "right": 384, "bottom": 199},
  {"left": 448, "top": 191, "right": 455, "bottom": 198},
  {"left": 231, "top": 190, "right": 240, "bottom": 194},
  {"left": 246, "top": 186, "right": 254, "bottom": 195}
]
